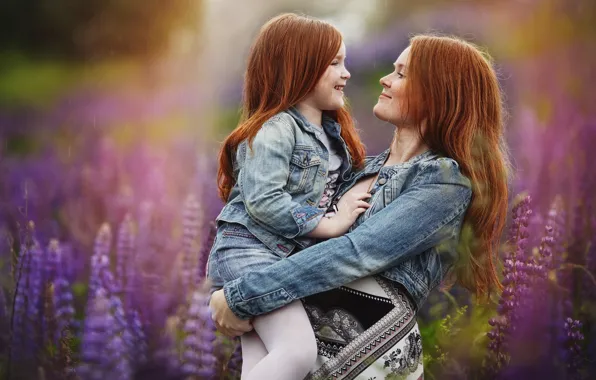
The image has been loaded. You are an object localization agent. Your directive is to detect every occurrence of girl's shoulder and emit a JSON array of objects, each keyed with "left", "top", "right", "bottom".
[{"left": 263, "top": 110, "right": 299, "bottom": 130}]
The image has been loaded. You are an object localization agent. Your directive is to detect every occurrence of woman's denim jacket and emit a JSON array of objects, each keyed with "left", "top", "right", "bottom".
[
  {"left": 221, "top": 149, "right": 473, "bottom": 318},
  {"left": 215, "top": 107, "right": 353, "bottom": 258}
]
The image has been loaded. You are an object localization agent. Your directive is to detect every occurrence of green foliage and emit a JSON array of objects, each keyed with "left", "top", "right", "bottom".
[
  {"left": 420, "top": 294, "right": 496, "bottom": 379},
  {"left": 0, "top": 0, "right": 203, "bottom": 61}
]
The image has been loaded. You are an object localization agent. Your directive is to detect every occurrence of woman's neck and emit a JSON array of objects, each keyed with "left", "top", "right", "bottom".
[
  {"left": 386, "top": 126, "right": 430, "bottom": 165},
  {"left": 295, "top": 103, "right": 323, "bottom": 127}
]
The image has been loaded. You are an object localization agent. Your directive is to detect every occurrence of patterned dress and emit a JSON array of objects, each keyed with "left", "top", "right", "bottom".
[{"left": 303, "top": 278, "right": 424, "bottom": 380}]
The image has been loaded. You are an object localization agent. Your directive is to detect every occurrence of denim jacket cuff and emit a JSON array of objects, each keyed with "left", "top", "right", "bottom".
[
  {"left": 223, "top": 279, "right": 251, "bottom": 320},
  {"left": 291, "top": 206, "right": 325, "bottom": 236}
]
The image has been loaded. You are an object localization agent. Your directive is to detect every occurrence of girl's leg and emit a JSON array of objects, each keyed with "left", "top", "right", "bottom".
[
  {"left": 242, "top": 300, "right": 318, "bottom": 380},
  {"left": 240, "top": 332, "right": 268, "bottom": 378}
]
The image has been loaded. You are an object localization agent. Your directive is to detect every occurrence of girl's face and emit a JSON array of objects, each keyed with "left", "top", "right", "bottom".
[
  {"left": 301, "top": 42, "right": 351, "bottom": 112},
  {"left": 373, "top": 46, "right": 413, "bottom": 126}
]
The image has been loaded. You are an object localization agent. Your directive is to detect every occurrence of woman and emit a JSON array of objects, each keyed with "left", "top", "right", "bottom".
[{"left": 210, "top": 34, "right": 510, "bottom": 379}]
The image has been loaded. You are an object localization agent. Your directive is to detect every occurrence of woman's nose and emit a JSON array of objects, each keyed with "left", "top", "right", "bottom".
[{"left": 380, "top": 76, "right": 390, "bottom": 88}]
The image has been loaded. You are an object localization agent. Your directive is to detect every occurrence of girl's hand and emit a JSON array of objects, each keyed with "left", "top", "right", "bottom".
[{"left": 333, "top": 192, "right": 371, "bottom": 232}]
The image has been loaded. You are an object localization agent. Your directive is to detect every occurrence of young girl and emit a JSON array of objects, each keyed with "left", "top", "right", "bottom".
[{"left": 207, "top": 13, "right": 369, "bottom": 380}]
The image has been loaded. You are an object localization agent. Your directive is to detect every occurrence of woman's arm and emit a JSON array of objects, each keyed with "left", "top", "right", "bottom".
[
  {"left": 239, "top": 115, "right": 325, "bottom": 238},
  {"left": 223, "top": 159, "right": 472, "bottom": 319}
]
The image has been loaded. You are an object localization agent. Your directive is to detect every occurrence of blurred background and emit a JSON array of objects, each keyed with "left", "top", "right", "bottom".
[{"left": 1, "top": 0, "right": 595, "bottom": 379}]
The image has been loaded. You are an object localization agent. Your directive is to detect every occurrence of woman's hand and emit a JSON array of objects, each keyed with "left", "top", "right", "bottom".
[{"left": 209, "top": 289, "right": 253, "bottom": 337}]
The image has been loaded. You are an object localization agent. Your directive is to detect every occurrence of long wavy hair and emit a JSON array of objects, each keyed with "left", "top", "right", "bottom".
[
  {"left": 217, "top": 13, "right": 366, "bottom": 202},
  {"left": 406, "top": 35, "right": 511, "bottom": 300}
]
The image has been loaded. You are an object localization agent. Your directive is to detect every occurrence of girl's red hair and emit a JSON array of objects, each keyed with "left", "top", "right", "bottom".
[{"left": 217, "top": 13, "right": 365, "bottom": 202}]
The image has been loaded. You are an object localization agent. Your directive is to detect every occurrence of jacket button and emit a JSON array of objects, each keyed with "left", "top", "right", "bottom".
[{"left": 378, "top": 178, "right": 387, "bottom": 185}]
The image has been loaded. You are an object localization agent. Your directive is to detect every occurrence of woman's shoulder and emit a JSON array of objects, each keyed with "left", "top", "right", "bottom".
[{"left": 416, "top": 155, "right": 472, "bottom": 189}]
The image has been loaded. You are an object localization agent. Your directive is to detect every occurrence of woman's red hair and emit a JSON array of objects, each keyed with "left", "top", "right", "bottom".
[
  {"left": 217, "top": 13, "right": 365, "bottom": 202},
  {"left": 406, "top": 35, "right": 511, "bottom": 300}
]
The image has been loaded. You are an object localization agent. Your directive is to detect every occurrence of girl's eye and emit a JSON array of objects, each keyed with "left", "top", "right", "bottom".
[
  {"left": 397, "top": 72, "right": 405, "bottom": 78},
  {"left": 331, "top": 61, "right": 339, "bottom": 66}
]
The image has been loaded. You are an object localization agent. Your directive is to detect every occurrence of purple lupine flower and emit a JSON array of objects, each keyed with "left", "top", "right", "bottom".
[
  {"left": 50, "top": 240, "right": 75, "bottom": 346},
  {"left": 78, "top": 287, "right": 112, "bottom": 380},
  {"left": 45, "top": 237, "right": 61, "bottom": 283},
  {"left": 486, "top": 195, "right": 532, "bottom": 373},
  {"left": 89, "top": 224, "right": 113, "bottom": 298},
  {"left": 500, "top": 195, "right": 533, "bottom": 324},
  {"left": 27, "top": 240, "right": 44, "bottom": 348},
  {"left": 11, "top": 240, "right": 32, "bottom": 359},
  {"left": 127, "top": 308, "right": 148, "bottom": 367},
  {"left": 181, "top": 194, "right": 202, "bottom": 294},
  {"left": 181, "top": 290, "right": 218, "bottom": 379},
  {"left": 563, "top": 318, "right": 585, "bottom": 378},
  {"left": 42, "top": 280, "right": 76, "bottom": 379},
  {"left": 92, "top": 253, "right": 117, "bottom": 297},
  {"left": 226, "top": 342, "right": 242, "bottom": 379},
  {"left": 11, "top": 238, "right": 44, "bottom": 360},
  {"left": 134, "top": 201, "right": 162, "bottom": 329},
  {"left": 116, "top": 214, "right": 135, "bottom": 294},
  {"left": 106, "top": 294, "right": 132, "bottom": 380}
]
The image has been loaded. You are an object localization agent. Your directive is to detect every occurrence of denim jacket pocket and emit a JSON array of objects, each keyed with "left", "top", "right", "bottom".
[{"left": 287, "top": 146, "right": 321, "bottom": 193}]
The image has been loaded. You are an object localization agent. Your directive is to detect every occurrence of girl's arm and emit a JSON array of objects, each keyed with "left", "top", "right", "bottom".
[{"left": 239, "top": 115, "right": 326, "bottom": 239}]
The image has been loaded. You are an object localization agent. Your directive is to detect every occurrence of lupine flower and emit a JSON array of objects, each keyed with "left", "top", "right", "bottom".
[
  {"left": 28, "top": 239, "right": 45, "bottom": 344},
  {"left": 500, "top": 195, "right": 533, "bottom": 323},
  {"left": 116, "top": 214, "right": 135, "bottom": 295},
  {"left": 78, "top": 287, "right": 112, "bottom": 380},
  {"left": 181, "top": 290, "right": 218, "bottom": 379},
  {"left": 12, "top": 239, "right": 43, "bottom": 360},
  {"left": 486, "top": 195, "right": 532, "bottom": 373},
  {"left": 106, "top": 294, "right": 133, "bottom": 380},
  {"left": 49, "top": 240, "right": 76, "bottom": 345},
  {"left": 127, "top": 308, "right": 148, "bottom": 367},
  {"left": 11, "top": 240, "right": 32, "bottom": 359},
  {"left": 563, "top": 318, "right": 585, "bottom": 378},
  {"left": 45, "top": 237, "right": 61, "bottom": 283},
  {"left": 226, "top": 342, "right": 242, "bottom": 379},
  {"left": 89, "top": 224, "right": 113, "bottom": 298},
  {"left": 181, "top": 194, "right": 202, "bottom": 294}
]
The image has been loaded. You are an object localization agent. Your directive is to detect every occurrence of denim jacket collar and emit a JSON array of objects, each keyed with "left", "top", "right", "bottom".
[
  {"left": 363, "top": 149, "right": 438, "bottom": 176},
  {"left": 287, "top": 106, "right": 342, "bottom": 139}
]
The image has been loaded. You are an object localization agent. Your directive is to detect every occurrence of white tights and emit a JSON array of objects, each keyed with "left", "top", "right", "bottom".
[{"left": 240, "top": 300, "right": 318, "bottom": 380}]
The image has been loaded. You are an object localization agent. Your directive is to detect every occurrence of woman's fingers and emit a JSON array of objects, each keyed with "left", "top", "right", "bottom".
[{"left": 209, "top": 289, "right": 253, "bottom": 338}]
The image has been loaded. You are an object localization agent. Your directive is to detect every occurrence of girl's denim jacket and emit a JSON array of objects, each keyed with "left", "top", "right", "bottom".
[
  {"left": 221, "top": 150, "right": 473, "bottom": 318},
  {"left": 215, "top": 107, "right": 353, "bottom": 258}
]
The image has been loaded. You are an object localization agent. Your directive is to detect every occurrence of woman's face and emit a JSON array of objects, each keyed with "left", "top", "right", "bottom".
[{"left": 373, "top": 46, "right": 413, "bottom": 126}]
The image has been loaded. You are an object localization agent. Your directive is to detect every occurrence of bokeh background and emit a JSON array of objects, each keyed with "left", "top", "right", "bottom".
[{"left": 1, "top": 0, "right": 595, "bottom": 379}]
